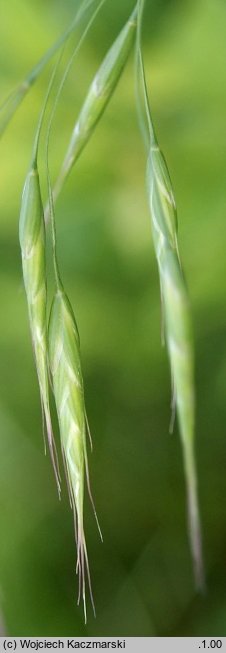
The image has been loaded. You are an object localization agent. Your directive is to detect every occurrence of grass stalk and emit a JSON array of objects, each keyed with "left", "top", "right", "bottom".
[
  {"left": 136, "top": 0, "right": 205, "bottom": 590},
  {"left": 0, "top": 0, "right": 97, "bottom": 138}
]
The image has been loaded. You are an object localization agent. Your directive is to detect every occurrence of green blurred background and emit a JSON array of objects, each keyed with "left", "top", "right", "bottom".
[{"left": 1, "top": 0, "right": 226, "bottom": 636}]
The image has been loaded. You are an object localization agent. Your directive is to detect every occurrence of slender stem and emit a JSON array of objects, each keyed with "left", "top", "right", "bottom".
[
  {"left": 46, "top": 167, "right": 62, "bottom": 291},
  {"left": 44, "top": 0, "right": 108, "bottom": 276},
  {"left": 45, "top": 0, "right": 107, "bottom": 287},
  {"left": 31, "top": 50, "right": 64, "bottom": 169},
  {"left": 26, "top": 0, "right": 95, "bottom": 87},
  {"left": 136, "top": 0, "right": 157, "bottom": 146},
  {"left": 0, "top": 0, "right": 96, "bottom": 111},
  {"left": 30, "top": 1, "right": 98, "bottom": 166}
]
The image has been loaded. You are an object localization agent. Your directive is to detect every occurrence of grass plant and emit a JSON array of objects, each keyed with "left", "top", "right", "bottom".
[{"left": 2, "top": 0, "right": 205, "bottom": 620}]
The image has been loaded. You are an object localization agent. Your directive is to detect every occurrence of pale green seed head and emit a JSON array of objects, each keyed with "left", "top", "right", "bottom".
[
  {"left": 48, "top": 286, "right": 91, "bottom": 619},
  {"left": 53, "top": 6, "right": 138, "bottom": 200},
  {"left": 161, "top": 248, "right": 195, "bottom": 444},
  {"left": 19, "top": 165, "right": 60, "bottom": 493},
  {"left": 48, "top": 287, "right": 84, "bottom": 444},
  {"left": 146, "top": 143, "right": 204, "bottom": 589},
  {"left": 146, "top": 146, "right": 194, "bottom": 440},
  {"left": 143, "top": 51, "right": 204, "bottom": 585},
  {"left": 70, "top": 6, "right": 138, "bottom": 151},
  {"left": 19, "top": 168, "right": 44, "bottom": 257},
  {"left": 147, "top": 146, "right": 178, "bottom": 254}
]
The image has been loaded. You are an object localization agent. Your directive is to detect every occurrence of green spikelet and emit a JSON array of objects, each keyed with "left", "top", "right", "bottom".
[
  {"left": 137, "top": 0, "right": 205, "bottom": 589},
  {"left": 48, "top": 285, "right": 95, "bottom": 621},
  {"left": 44, "top": 34, "right": 103, "bottom": 618},
  {"left": 19, "top": 164, "right": 60, "bottom": 494},
  {"left": 147, "top": 145, "right": 204, "bottom": 588},
  {"left": 51, "top": 5, "right": 138, "bottom": 204}
]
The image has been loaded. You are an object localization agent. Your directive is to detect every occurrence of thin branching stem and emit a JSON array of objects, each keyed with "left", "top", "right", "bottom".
[{"left": 0, "top": 0, "right": 97, "bottom": 137}]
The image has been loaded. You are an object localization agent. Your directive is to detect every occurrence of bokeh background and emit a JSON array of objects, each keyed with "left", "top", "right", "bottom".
[{"left": 1, "top": 0, "right": 226, "bottom": 636}]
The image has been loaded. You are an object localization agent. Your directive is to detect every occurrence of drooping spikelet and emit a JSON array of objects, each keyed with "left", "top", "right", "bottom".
[
  {"left": 19, "top": 163, "right": 60, "bottom": 494},
  {"left": 147, "top": 146, "right": 204, "bottom": 587},
  {"left": 51, "top": 4, "right": 138, "bottom": 205},
  {"left": 137, "top": 0, "right": 204, "bottom": 588},
  {"left": 48, "top": 284, "right": 94, "bottom": 621}
]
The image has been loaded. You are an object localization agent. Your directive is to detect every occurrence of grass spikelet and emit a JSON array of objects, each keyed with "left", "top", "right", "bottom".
[
  {"left": 136, "top": 0, "right": 205, "bottom": 589},
  {"left": 51, "top": 4, "right": 138, "bottom": 206},
  {"left": 46, "top": 84, "right": 101, "bottom": 620},
  {"left": 19, "top": 163, "right": 60, "bottom": 494},
  {"left": 0, "top": 0, "right": 96, "bottom": 139},
  {"left": 48, "top": 284, "right": 95, "bottom": 621},
  {"left": 18, "top": 54, "right": 65, "bottom": 494}
]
